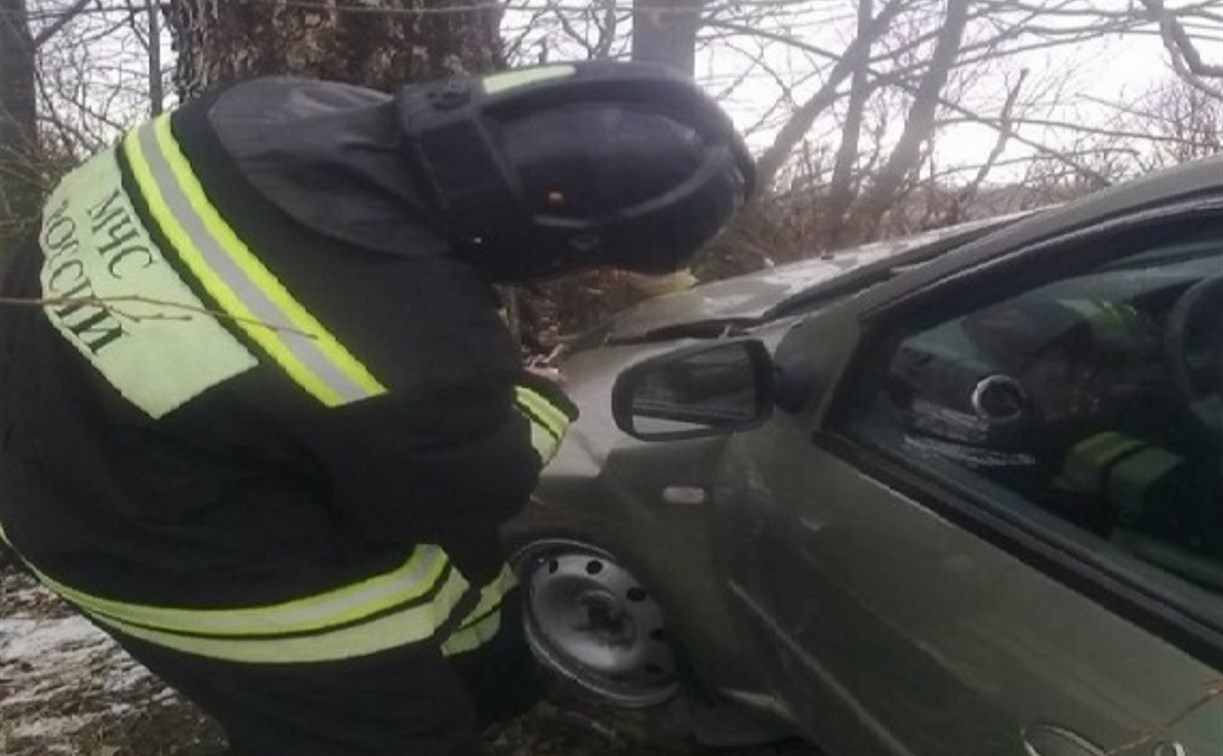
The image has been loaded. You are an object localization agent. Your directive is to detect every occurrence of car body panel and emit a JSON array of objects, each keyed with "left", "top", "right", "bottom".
[
  {"left": 514, "top": 154, "right": 1223, "bottom": 752},
  {"left": 715, "top": 415, "right": 1222, "bottom": 755},
  {"left": 511, "top": 325, "right": 797, "bottom": 711},
  {"left": 709, "top": 171, "right": 1223, "bottom": 754}
]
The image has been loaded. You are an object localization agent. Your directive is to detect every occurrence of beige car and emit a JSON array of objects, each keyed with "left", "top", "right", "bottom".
[{"left": 509, "top": 156, "right": 1223, "bottom": 756}]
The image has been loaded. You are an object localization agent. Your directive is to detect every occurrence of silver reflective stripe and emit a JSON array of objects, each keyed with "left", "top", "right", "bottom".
[
  {"left": 0, "top": 518, "right": 474, "bottom": 664},
  {"left": 131, "top": 120, "right": 377, "bottom": 405},
  {"left": 88, "top": 569, "right": 472, "bottom": 664},
  {"left": 73, "top": 547, "right": 450, "bottom": 637}
]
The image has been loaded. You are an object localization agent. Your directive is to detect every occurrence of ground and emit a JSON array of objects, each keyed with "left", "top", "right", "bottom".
[{"left": 1, "top": 568, "right": 818, "bottom": 756}]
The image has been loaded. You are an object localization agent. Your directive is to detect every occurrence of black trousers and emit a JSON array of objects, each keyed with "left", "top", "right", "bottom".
[{"left": 108, "top": 590, "right": 543, "bottom": 756}]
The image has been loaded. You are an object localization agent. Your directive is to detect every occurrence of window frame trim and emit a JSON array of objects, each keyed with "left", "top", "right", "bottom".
[{"left": 816, "top": 198, "right": 1223, "bottom": 668}]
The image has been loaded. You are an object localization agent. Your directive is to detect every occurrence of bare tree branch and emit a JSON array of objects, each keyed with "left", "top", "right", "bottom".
[
  {"left": 748, "top": 0, "right": 905, "bottom": 190},
  {"left": 1139, "top": 0, "right": 1223, "bottom": 77},
  {"left": 823, "top": 0, "right": 876, "bottom": 248},
  {"left": 1105, "top": 678, "right": 1223, "bottom": 756},
  {"left": 860, "top": 0, "right": 972, "bottom": 232},
  {"left": 946, "top": 67, "right": 1029, "bottom": 222},
  {"left": 30, "top": 0, "right": 90, "bottom": 48}
]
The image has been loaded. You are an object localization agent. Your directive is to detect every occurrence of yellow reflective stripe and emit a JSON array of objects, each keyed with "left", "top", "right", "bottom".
[
  {"left": 122, "top": 116, "right": 386, "bottom": 407},
  {"left": 8, "top": 541, "right": 454, "bottom": 638},
  {"left": 1097, "top": 302, "right": 1132, "bottom": 347},
  {"left": 514, "top": 386, "right": 569, "bottom": 439},
  {"left": 526, "top": 418, "right": 562, "bottom": 463},
  {"left": 451, "top": 564, "right": 514, "bottom": 630},
  {"left": 90, "top": 569, "right": 470, "bottom": 664},
  {"left": 1063, "top": 299, "right": 1138, "bottom": 352},
  {"left": 514, "top": 385, "right": 572, "bottom": 461},
  {"left": 1, "top": 518, "right": 473, "bottom": 662},
  {"left": 147, "top": 116, "right": 386, "bottom": 403},
  {"left": 441, "top": 564, "right": 515, "bottom": 657},
  {"left": 1069, "top": 431, "right": 1133, "bottom": 461},
  {"left": 482, "top": 64, "right": 576, "bottom": 95},
  {"left": 1064, "top": 431, "right": 1144, "bottom": 493},
  {"left": 1106, "top": 447, "right": 1182, "bottom": 518},
  {"left": 441, "top": 608, "right": 501, "bottom": 657}
]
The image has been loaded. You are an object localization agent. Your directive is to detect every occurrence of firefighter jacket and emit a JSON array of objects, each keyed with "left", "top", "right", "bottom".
[{"left": 0, "top": 77, "right": 578, "bottom": 664}]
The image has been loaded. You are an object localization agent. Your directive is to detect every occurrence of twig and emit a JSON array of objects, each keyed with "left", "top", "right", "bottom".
[
  {"left": 1105, "top": 678, "right": 1223, "bottom": 755},
  {"left": 955, "top": 68, "right": 1029, "bottom": 203},
  {"left": 0, "top": 295, "right": 319, "bottom": 339},
  {"left": 31, "top": 0, "right": 92, "bottom": 48}
]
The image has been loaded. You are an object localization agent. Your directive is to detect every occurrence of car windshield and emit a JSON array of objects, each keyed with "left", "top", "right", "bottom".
[{"left": 764, "top": 214, "right": 1029, "bottom": 321}]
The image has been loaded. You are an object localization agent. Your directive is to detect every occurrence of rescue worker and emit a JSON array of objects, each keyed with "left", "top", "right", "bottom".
[{"left": 0, "top": 62, "right": 754, "bottom": 756}]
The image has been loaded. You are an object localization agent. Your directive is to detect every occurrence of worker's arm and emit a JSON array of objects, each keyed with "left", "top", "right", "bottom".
[
  {"left": 290, "top": 368, "right": 575, "bottom": 581},
  {"left": 190, "top": 82, "right": 578, "bottom": 573},
  {"left": 244, "top": 247, "right": 576, "bottom": 583}
]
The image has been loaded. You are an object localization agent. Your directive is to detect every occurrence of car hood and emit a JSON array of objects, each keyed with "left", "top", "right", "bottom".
[{"left": 603, "top": 217, "right": 1019, "bottom": 342}]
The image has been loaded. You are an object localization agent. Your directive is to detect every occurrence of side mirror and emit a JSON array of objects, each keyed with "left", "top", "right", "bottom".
[{"left": 612, "top": 339, "right": 775, "bottom": 441}]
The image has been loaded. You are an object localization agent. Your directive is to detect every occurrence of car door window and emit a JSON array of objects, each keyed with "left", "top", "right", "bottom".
[{"left": 842, "top": 233, "right": 1222, "bottom": 605}]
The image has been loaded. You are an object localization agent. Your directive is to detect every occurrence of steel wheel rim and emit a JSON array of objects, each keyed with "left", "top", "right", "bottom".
[{"left": 511, "top": 539, "right": 678, "bottom": 707}]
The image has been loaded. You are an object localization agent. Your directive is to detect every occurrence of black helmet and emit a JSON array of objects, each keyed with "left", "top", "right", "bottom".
[{"left": 396, "top": 61, "right": 755, "bottom": 281}]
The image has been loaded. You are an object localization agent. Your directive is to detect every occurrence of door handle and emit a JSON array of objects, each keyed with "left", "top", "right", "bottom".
[{"left": 1022, "top": 724, "right": 1106, "bottom": 756}]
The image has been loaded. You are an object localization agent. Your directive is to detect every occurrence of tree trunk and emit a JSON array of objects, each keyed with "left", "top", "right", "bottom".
[
  {"left": 858, "top": 0, "right": 971, "bottom": 236},
  {"left": 0, "top": 0, "right": 40, "bottom": 263},
  {"left": 148, "top": 0, "right": 165, "bottom": 116},
  {"left": 822, "top": 0, "right": 875, "bottom": 249},
  {"left": 166, "top": 0, "right": 503, "bottom": 98},
  {"left": 631, "top": 0, "right": 703, "bottom": 74},
  {"left": 164, "top": 0, "right": 528, "bottom": 339}
]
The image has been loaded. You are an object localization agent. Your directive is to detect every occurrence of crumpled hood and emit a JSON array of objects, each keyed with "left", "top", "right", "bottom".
[
  {"left": 603, "top": 215, "right": 1024, "bottom": 342},
  {"left": 603, "top": 237, "right": 913, "bottom": 341}
]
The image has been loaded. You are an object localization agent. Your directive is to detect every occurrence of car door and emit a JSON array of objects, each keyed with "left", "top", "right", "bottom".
[{"left": 712, "top": 200, "right": 1223, "bottom": 756}]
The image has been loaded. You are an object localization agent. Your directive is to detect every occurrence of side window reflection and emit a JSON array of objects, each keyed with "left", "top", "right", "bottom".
[{"left": 848, "top": 240, "right": 1223, "bottom": 594}]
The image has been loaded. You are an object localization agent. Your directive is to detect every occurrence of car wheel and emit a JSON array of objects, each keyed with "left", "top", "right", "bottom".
[{"left": 510, "top": 538, "right": 679, "bottom": 708}]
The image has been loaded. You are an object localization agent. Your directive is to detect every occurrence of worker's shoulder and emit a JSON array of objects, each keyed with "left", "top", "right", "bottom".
[
  {"left": 172, "top": 75, "right": 434, "bottom": 260},
  {"left": 207, "top": 76, "right": 392, "bottom": 123}
]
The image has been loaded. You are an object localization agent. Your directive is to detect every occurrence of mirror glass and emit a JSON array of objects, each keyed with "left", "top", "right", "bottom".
[{"left": 626, "top": 341, "right": 765, "bottom": 437}]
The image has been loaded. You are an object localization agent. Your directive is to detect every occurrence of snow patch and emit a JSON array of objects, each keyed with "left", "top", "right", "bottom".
[
  {"left": 1, "top": 613, "right": 155, "bottom": 707},
  {"left": 1, "top": 576, "right": 176, "bottom": 753},
  {"left": 1, "top": 614, "right": 108, "bottom": 658},
  {"left": 10, "top": 714, "right": 94, "bottom": 739}
]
